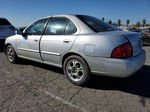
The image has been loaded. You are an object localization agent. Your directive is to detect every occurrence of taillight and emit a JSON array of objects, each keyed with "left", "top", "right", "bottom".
[{"left": 111, "top": 42, "right": 132, "bottom": 58}]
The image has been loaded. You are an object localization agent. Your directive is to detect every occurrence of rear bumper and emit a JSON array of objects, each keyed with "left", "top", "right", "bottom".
[{"left": 87, "top": 49, "right": 146, "bottom": 77}]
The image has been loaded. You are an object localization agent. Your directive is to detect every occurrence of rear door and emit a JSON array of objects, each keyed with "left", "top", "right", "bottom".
[
  {"left": 16, "top": 18, "right": 49, "bottom": 61},
  {"left": 40, "top": 17, "right": 78, "bottom": 65}
]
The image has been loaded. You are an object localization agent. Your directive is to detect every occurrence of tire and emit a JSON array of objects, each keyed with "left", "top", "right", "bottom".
[
  {"left": 6, "top": 45, "right": 18, "bottom": 64},
  {"left": 63, "top": 55, "right": 91, "bottom": 86}
]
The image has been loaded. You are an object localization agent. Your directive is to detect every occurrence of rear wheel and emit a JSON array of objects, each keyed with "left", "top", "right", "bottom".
[
  {"left": 6, "top": 45, "right": 18, "bottom": 63},
  {"left": 63, "top": 55, "right": 91, "bottom": 86}
]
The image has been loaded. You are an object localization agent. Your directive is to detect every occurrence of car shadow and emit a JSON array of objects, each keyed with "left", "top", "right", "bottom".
[
  {"left": 87, "top": 65, "right": 150, "bottom": 98},
  {"left": 0, "top": 47, "right": 4, "bottom": 52},
  {"left": 143, "top": 43, "right": 150, "bottom": 46},
  {"left": 18, "top": 59, "right": 63, "bottom": 74},
  {"left": 17, "top": 59, "right": 150, "bottom": 98}
]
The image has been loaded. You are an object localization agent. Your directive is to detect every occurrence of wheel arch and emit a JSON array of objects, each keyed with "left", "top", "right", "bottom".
[
  {"left": 4, "top": 43, "right": 12, "bottom": 55},
  {"left": 4, "top": 43, "right": 18, "bottom": 56},
  {"left": 61, "top": 52, "right": 91, "bottom": 72}
]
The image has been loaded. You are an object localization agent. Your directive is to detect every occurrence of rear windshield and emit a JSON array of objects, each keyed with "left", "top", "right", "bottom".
[
  {"left": 76, "top": 15, "right": 121, "bottom": 32},
  {"left": 0, "top": 18, "right": 11, "bottom": 25}
]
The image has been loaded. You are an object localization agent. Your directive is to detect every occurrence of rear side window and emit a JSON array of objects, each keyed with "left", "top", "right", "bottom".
[
  {"left": 0, "top": 18, "right": 11, "bottom": 25},
  {"left": 65, "top": 20, "right": 77, "bottom": 34},
  {"left": 45, "top": 17, "right": 77, "bottom": 35},
  {"left": 45, "top": 17, "right": 68, "bottom": 35}
]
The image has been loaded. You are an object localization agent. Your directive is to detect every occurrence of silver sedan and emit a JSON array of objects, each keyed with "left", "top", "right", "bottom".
[{"left": 5, "top": 15, "right": 146, "bottom": 85}]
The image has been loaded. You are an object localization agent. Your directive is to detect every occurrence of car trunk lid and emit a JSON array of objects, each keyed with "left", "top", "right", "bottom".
[
  {"left": 96, "top": 31, "right": 143, "bottom": 57},
  {"left": 122, "top": 32, "right": 143, "bottom": 56}
]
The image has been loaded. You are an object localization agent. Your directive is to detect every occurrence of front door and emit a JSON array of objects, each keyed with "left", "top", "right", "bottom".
[{"left": 17, "top": 18, "right": 49, "bottom": 61}]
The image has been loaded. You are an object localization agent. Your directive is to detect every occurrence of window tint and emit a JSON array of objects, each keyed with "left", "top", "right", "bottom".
[
  {"left": 45, "top": 17, "right": 68, "bottom": 35},
  {"left": 0, "top": 18, "right": 11, "bottom": 25},
  {"left": 77, "top": 15, "right": 121, "bottom": 32},
  {"left": 25, "top": 18, "right": 48, "bottom": 35},
  {"left": 65, "top": 20, "right": 77, "bottom": 34}
]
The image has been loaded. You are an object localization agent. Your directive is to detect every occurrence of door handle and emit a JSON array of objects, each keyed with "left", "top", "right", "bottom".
[
  {"left": 63, "top": 40, "right": 70, "bottom": 43},
  {"left": 34, "top": 39, "right": 38, "bottom": 42}
]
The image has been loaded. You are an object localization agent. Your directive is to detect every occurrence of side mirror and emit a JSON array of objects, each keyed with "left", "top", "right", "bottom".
[
  {"left": 16, "top": 30, "right": 27, "bottom": 36},
  {"left": 16, "top": 30, "right": 23, "bottom": 35}
]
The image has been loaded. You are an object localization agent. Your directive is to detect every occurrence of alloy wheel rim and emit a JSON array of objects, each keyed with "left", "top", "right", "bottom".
[
  {"left": 7, "top": 47, "right": 15, "bottom": 62},
  {"left": 66, "top": 60, "right": 84, "bottom": 81}
]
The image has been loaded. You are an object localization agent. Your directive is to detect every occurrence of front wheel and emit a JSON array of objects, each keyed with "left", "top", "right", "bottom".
[
  {"left": 6, "top": 45, "right": 18, "bottom": 64},
  {"left": 63, "top": 55, "right": 91, "bottom": 86}
]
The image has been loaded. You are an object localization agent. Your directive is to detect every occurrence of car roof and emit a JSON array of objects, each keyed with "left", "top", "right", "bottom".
[
  {"left": 39, "top": 14, "right": 77, "bottom": 19},
  {"left": 39, "top": 14, "right": 95, "bottom": 20}
]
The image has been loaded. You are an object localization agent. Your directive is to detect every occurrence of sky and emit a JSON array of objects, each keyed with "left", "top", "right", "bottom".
[{"left": 0, "top": 0, "right": 150, "bottom": 27}]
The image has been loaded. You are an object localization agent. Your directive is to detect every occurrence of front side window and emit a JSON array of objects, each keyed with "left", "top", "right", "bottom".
[
  {"left": 25, "top": 18, "right": 48, "bottom": 35},
  {"left": 45, "top": 17, "right": 68, "bottom": 35},
  {"left": 77, "top": 15, "right": 121, "bottom": 32}
]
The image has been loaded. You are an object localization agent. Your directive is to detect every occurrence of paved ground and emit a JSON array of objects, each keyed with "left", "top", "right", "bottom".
[{"left": 0, "top": 47, "right": 150, "bottom": 112}]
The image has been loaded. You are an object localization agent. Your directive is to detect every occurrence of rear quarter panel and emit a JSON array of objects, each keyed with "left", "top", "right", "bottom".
[{"left": 71, "top": 33, "right": 128, "bottom": 58}]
